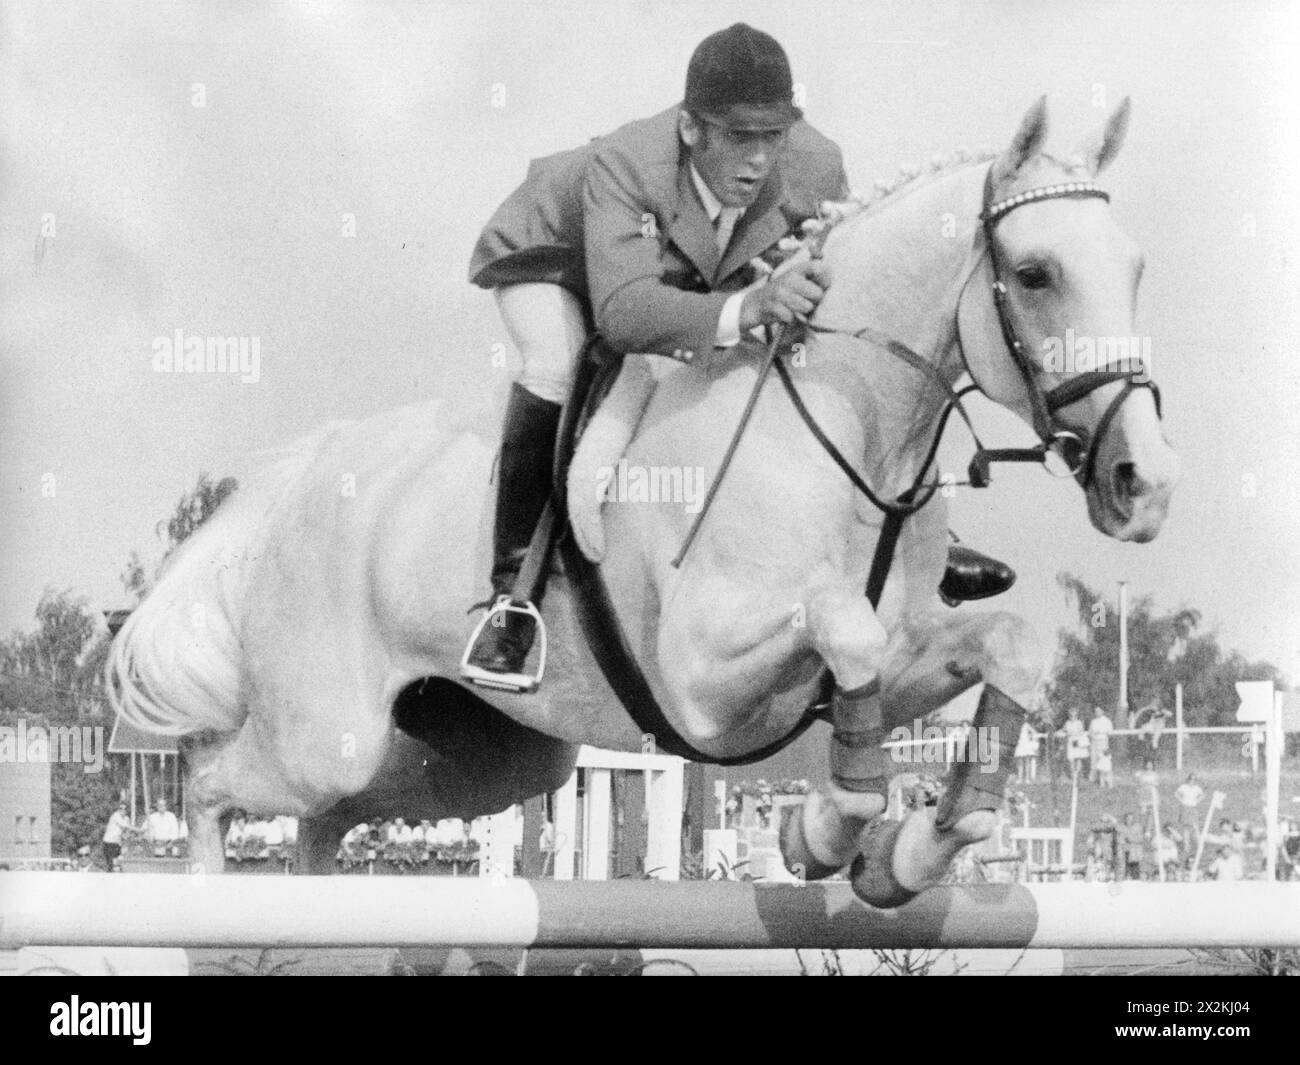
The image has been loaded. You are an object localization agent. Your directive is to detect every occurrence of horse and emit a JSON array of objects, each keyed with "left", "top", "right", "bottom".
[{"left": 107, "top": 97, "right": 1179, "bottom": 900}]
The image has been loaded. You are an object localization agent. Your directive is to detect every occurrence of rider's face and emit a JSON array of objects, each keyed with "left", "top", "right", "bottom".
[{"left": 680, "top": 110, "right": 790, "bottom": 209}]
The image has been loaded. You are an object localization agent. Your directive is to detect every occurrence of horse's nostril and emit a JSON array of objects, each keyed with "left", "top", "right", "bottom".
[{"left": 1112, "top": 461, "right": 1142, "bottom": 502}]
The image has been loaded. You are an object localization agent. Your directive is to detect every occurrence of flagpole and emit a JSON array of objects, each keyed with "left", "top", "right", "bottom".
[{"left": 1117, "top": 581, "right": 1129, "bottom": 727}]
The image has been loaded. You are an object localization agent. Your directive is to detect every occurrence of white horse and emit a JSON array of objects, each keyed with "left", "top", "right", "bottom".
[{"left": 108, "top": 98, "right": 1179, "bottom": 899}]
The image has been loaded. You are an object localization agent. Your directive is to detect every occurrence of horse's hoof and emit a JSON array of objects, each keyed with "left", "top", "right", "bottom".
[
  {"left": 778, "top": 805, "right": 841, "bottom": 882},
  {"left": 849, "top": 820, "right": 918, "bottom": 909}
]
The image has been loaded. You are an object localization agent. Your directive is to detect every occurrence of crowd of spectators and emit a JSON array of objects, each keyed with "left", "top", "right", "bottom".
[
  {"left": 335, "top": 816, "right": 480, "bottom": 871},
  {"left": 93, "top": 796, "right": 190, "bottom": 870},
  {"left": 224, "top": 811, "right": 299, "bottom": 863},
  {"left": 1083, "top": 809, "right": 1300, "bottom": 882}
]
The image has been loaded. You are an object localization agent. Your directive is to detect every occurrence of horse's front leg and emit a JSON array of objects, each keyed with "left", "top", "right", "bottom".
[
  {"left": 780, "top": 584, "right": 893, "bottom": 880},
  {"left": 851, "top": 608, "right": 1044, "bottom": 906}
]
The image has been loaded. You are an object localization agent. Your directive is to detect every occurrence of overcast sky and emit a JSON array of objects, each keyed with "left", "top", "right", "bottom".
[{"left": 2, "top": 0, "right": 1297, "bottom": 686}]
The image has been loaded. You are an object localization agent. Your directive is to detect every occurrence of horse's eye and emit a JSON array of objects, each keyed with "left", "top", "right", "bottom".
[{"left": 1015, "top": 264, "right": 1051, "bottom": 290}]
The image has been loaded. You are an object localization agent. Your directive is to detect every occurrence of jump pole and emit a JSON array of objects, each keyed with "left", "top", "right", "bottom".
[{"left": 3, "top": 874, "right": 1300, "bottom": 950}]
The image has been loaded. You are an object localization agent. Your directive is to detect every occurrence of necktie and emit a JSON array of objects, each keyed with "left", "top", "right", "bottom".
[{"left": 714, "top": 207, "right": 741, "bottom": 255}]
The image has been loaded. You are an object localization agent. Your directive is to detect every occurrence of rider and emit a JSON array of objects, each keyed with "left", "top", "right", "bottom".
[{"left": 463, "top": 23, "right": 1014, "bottom": 686}]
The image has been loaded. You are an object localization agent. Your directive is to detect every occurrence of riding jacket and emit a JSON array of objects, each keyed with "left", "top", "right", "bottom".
[{"left": 469, "top": 105, "right": 848, "bottom": 361}]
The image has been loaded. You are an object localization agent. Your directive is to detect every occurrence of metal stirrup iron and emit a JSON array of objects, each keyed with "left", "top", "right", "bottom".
[{"left": 460, "top": 500, "right": 556, "bottom": 694}]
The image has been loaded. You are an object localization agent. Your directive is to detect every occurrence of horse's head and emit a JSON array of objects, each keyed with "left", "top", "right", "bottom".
[{"left": 957, "top": 97, "right": 1180, "bottom": 541}]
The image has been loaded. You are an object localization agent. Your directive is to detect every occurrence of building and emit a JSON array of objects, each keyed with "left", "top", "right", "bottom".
[{"left": 0, "top": 761, "right": 52, "bottom": 863}]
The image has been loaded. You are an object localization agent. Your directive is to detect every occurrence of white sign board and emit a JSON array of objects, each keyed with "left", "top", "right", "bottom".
[{"left": 1235, "top": 680, "right": 1275, "bottom": 723}]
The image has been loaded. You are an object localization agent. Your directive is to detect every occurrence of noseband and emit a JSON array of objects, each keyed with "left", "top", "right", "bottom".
[{"left": 970, "top": 167, "right": 1162, "bottom": 489}]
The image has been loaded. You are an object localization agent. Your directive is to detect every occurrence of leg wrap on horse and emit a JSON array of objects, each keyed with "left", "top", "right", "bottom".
[
  {"left": 934, "top": 683, "right": 1026, "bottom": 833},
  {"left": 829, "top": 681, "right": 890, "bottom": 795}
]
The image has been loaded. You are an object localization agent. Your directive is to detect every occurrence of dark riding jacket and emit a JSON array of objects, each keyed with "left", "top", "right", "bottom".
[{"left": 469, "top": 105, "right": 848, "bottom": 360}]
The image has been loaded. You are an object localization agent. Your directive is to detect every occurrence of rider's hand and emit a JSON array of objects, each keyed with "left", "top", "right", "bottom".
[{"left": 738, "top": 259, "right": 830, "bottom": 332}]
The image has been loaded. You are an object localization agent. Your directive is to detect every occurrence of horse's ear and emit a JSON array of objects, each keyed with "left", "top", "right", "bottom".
[
  {"left": 1077, "top": 97, "right": 1131, "bottom": 175},
  {"left": 992, "top": 96, "right": 1049, "bottom": 185}
]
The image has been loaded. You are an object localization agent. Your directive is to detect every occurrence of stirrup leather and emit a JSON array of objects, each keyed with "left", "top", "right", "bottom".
[{"left": 459, "top": 596, "right": 548, "bottom": 694}]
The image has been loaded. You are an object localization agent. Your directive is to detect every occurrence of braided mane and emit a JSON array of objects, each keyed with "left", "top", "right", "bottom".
[{"left": 789, "top": 148, "right": 999, "bottom": 256}]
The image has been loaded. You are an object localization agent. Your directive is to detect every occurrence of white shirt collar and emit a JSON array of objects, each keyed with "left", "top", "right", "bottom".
[{"left": 690, "top": 164, "right": 741, "bottom": 224}]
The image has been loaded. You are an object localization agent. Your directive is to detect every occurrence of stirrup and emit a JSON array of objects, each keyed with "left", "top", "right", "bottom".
[{"left": 459, "top": 597, "right": 548, "bottom": 694}]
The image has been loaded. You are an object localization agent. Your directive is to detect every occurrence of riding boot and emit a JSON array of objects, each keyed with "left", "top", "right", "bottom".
[
  {"left": 940, "top": 544, "right": 1016, "bottom": 605},
  {"left": 465, "top": 383, "right": 562, "bottom": 677}
]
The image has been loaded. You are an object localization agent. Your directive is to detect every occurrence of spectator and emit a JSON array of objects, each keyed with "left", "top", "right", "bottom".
[
  {"left": 413, "top": 819, "right": 434, "bottom": 862},
  {"left": 725, "top": 786, "right": 742, "bottom": 828},
  {"left": 1203, "top": 817, "right": 1235, "bottom": 848},
  {"left": 225, "top": 811, "right": 248, "bottom": 861},
  {"left": 1155, "top": 824, "right": 1182, "bottom": 879},
  {"left": 1094, "top": 748, "right": 1114, "bottom": 789},
  {"left": 1209, "top": 846, "right": 1243, "bottom": 882},
  {"left": 1014, "top": 720, "right": 1039, "bottom": 783},
  {"left": 243, "top": 817, "right": 270, "bottom": 859},
  {"left": 1119, "top": 813, "right": 1145, "bottom": 880},
  {"left": 1088, "top": 707, "right": 1113, "bottom": 784},
  {"left": 75, "top": 844, "right": 95, "bottom": 872},
  {"left": 1086, "top": 818, "right": 1118, "bottom": 881},
  {"left": 1140, "top": 702, "right": 1170, "bottom": 755},
  {"left": 1174, "top": 773, "right": 1204, "bottom": 833},
  {"left": 101, "top": 800, "right": 132, "bottom": 872},
  {"left": 339, "top": 820, "right": 371, "bottom": 867},
  {"left": 1135, "top": 757, "right": 1160, "bottom": 792},
  {"left": 1063, "top": 708, "right": 1088, "bottom": 779},
  {"left": 1281, "top": 819, "right": 1300, "bottom": 881},
  {"left": 146, "top": 797, "right": 180, "bottom": 858},
  {"left": 262, "top": 814, "right": 284, "bottom": 855}
]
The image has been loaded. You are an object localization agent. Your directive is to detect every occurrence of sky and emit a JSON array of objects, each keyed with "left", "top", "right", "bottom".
[{"left": 1, "top": 0, "right": 1298, "bottom": 687}]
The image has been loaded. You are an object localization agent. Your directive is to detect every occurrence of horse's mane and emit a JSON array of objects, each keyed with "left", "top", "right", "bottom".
[{"left": 800, "top": 148, "right": 999, "bottom": 249}]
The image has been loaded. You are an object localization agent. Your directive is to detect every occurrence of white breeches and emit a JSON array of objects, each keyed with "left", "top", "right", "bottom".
[{"left": 495, "top": 283, "right": 589, "bottom": 405}]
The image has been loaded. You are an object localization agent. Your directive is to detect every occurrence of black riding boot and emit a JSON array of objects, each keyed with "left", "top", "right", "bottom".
[
  {"left": 940, "top": 544, "right": 1016, "bottom": 605},
  {"left": 464, "top": 383, "right": 562, "bottom": 678}
]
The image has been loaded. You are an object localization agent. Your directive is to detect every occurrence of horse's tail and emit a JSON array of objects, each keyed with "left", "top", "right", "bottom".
[{"left": 106, "top": 421, "right": 354, "bottom": 738}]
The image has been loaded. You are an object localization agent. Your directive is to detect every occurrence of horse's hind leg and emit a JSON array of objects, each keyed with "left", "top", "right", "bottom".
[
  {"left": 297, "top": 807, "right": 355, "bottom": 875},
  {"left": 183, "top": 720, "right": 323, "bottom": 874},
  {"left": 182, "top": 735, "right": 236, "bottom": 874}
]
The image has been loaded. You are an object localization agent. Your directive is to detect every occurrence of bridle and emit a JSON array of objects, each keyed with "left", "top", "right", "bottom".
[
  {"left": 968, "top": 166, "right": 1161, "bottom": 490},
  {"left": 673, "top": 162, "right": 1165, "bottom": 601},
  {"left": 786, "top": 162, "right": 1163, "bottom": 518},
  {"left": 774, "top": 163, "right": 1163, "bottom": 615}
]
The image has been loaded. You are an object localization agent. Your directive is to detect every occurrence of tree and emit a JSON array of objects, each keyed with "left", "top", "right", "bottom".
[
  {"left": 0, "top": 589, "right": 108, "bottom": 721},
  {"left": 119, "top": 472, "right": 238, "bottom": 601},
  {"left": 0, "top": 591, "right": 126, "bottom": 857},
  {"left": 1047, "top": 574, "right": 1284, "bottom": 729}
]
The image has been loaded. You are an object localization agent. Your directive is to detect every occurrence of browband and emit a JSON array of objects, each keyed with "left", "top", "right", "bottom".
[{"left": 982, "top": 181, "right": 1109, "bottom": 225}]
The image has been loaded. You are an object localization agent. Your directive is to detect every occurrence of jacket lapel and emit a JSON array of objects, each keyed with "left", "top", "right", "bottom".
[
  {"left": 717, "top": 168, "right": 793, "bottom": 284},
  {"left": 666, "top": 165, "right": 719, "bottom": 283}
]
